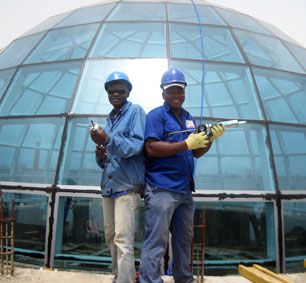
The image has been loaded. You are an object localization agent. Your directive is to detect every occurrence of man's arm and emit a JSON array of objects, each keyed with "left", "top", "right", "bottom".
[
  {"left": 145, "top": 138, "right": 187, "bottom": 158},
  {"left": 145, "top": 131, "right": 211, "bottom": 158}
]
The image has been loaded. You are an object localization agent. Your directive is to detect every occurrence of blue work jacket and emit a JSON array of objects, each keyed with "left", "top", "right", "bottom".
[
  {"left": 145, "top": 102, "right": 196, "bottom": 193},
  {"left": 96, "top": 102, "right": 146, "bottom": 197}
]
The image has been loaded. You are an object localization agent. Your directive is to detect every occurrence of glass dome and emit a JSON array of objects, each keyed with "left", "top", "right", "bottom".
[{"left": 0, "top": 0, "right": 305, "bottom": 274}]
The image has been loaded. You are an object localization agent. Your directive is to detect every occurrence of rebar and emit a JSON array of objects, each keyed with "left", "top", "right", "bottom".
[
  {"left": 191, "top": 208, "right": 205, "bottom": 282},
  {"left": 0, "top": 198, "right": 14, "bottom": 276}
]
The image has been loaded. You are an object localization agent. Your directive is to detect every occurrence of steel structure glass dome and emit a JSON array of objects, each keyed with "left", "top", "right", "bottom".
[{"left": 0, "top": 0, "right": 305, "bottom": 274}]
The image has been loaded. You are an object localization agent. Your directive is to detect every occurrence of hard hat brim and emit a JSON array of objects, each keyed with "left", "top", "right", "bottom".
[{"left": 162, "top": 83, "right": 186, "bottom": 90}]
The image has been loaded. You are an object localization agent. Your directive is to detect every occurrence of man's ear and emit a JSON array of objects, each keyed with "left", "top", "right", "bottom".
[{"left": 162, "top": 91, "right": 166, "bottom": 100}]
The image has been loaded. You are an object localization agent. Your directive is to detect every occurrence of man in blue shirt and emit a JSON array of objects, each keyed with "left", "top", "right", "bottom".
[
  {"left": 90, "top": 71, "right": 146, "bottom": 283},
  {"left": 139, "top": 68, "right": 224, "bottom": 283}
]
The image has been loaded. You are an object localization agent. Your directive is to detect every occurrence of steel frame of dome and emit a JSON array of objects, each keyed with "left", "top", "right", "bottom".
[{"left": 0, "top": 0, "right": 305, "bottom": 274}]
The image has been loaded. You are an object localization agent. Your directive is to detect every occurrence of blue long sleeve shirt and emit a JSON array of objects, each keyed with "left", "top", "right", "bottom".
[{"left": 96, "top": 101, "right": 146, "bottom": 197}]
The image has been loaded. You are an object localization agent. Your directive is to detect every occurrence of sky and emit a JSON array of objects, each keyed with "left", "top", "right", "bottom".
[{"left": 0, "top": 0, "right": 306, "bottom": 50}]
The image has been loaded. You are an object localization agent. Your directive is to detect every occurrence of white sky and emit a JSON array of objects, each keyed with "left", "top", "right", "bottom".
[{"left": 0, "top": 0, "right": 305, "bottom": 50}]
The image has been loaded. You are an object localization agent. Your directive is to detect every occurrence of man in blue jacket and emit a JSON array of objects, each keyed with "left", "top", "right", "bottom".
[
  {"left": 90, "top": 71, "right": 146, "bottom": 283},
  {"left": 139, "top": 68, "right": 224, "bottom": 283}
]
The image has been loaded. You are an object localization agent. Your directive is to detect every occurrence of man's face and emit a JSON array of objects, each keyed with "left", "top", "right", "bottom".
[
  {"left": 162, "top": 86, "right": 185, "bottom": 110},
  {"left": 107, "top": 82, "right": 129, "bottom": 109}
]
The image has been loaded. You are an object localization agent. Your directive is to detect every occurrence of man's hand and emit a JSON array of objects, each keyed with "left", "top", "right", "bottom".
[
  {"left": 90, "top": 127, "right": 107, "bottom": 145},
  {"left": 185, "top": 132, "right": 209, "bottom": 150},
  {"left": 209, "top": 125, "right": 225, "bottom": 142},
  {"left": 95, "top": 145, "right": 106, "bottom": 160}
]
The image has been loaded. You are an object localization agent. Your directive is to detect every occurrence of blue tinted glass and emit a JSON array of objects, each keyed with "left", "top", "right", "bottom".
[
  {"left": 168, "top": 3, "right": 225, "bottom": 25},
  {"left": 0, "top": 33, "right": 45, "bottom": 70},
  {"left": 90, "top": 23, "right": 166, "bottom": 58},
  {"left": 22, "top": 11, "right": 73, "bottom": 36},
  {"left": 270, "top": 125, "right": 306, "bottom": 191},
  {"left": 254, "top": 68, "right": 306, "bottom": 123},
  {"left": 258, "top": 20, "right": 300, "bottom": 46},
  {"left": 170, "top": 24, "right": 244, "bottom": 62},
  {"left": 171, "top": 61, "right": 263, "bottom": 119},
  {"left": 284, "top": 42, "right": 306, "bottom": 72},
  {"left": 194, "top": 202, "right": 275, "bottom": 263},
  {"left": 194, "top": 122, "right": 274, "bottom": 191},
  {"left": 25, "top": 24, "right": 99, "bottom": 63},
  {"left": 58, "top": 117, "right": 107, "bottom": 186},
  {"left": 0, "top": 62, "right": 81, "bottom": 116},
  {"left": 56, "top": 3, "right": 115, "bottom": 27},
  {"left": 3, "top": 192, "right": 48, "bottom": 259},
  {"left": 72, "top": 59, "right": 167, "bottom": 114},
  {"left": 106, "top": 2, "right": 165, "bottom": 21},
  {"left": 234, "top": 30, "right": 304, "bottom": 73},
  {"left": 0, "top": 118, "right": 64, "bottom": 184},
  {"left": 284, "top": 202, "right": 306, "bottom": 271},
  {"left": 0, "top": 67, "right": 15, "bottom": 100},
  {"left": 54, "top": 196, "right": 143, "bottom": 269},
  {"left": 214, "top": 7, "right": 271, "bottom": 35}
]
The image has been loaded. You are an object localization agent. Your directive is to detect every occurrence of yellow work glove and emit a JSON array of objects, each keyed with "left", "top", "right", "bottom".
[
  {"left": 209, "top": 125, "right": 225, "bottom": 142},
  {"left": 185, "top": 132, "right": 209, "bottom": 150}
]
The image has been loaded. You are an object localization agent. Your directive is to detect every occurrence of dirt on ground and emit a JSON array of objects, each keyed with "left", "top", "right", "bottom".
[{"left": 0, "top": 267, "right": 306, "bottom": 283}]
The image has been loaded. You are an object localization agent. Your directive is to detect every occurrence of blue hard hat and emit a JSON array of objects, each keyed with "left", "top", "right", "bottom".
[
  {"left": 160, "top": 68, "right": 187, "bottom": 90},
  {"left": 104, "top": 71, "right": 132, "bottom": 91}
]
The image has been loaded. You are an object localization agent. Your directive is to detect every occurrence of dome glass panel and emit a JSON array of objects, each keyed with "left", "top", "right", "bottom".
[
  {"left": 283, "top": 42, "right": 306, "bottom": 71},
  {"left": 0, "top": 62, "right": 81, "bottom": 116},
  {"left": 25, "top": 24, "right": 99, "bottom": 63},
  {"left": 0, "top": 33, "right": 45, "bottom": 70},
  {"left": 90, "top": 23, "right": 166, "bottom": 58},
  {"left": 234, "top": 30, "right": 304, "bottom": 73},
  {"left": 170, "top": 24, "right": 244, "bottom": 62},
  {"left": 55, "top": 3, "right": 115, "bottom": 28},
  {"left": 171, "top": 60, "right": 264, "bottom": 120},
  {"left": 270, "top": 125, "right": 306, "bottom": 191},
  {"left": 72, "top": 59, "right": 166, "bottom": 114},
  {"left": 22, "top": 11, "right": 73, "bottom": 37},
  {"left": 0, "top": 67, "right": 16, "bottom": 100},
  {"left": 254, "top": 68, "right": 306, "bottom": 124},
  {"left": 105, "top": 2, "right": 166, "bottom": 21},
  {"left": 214, "top": 7, "right": 271, "bottom": 35},
  {"left": 168, "top": 3, "right": 225, "bottom": 25},
  {"left": 0, "top": 118, "right": 64, "bottom": 184},
  {"left": 194, "top": 122, "right": 274, "bottom": 191}
]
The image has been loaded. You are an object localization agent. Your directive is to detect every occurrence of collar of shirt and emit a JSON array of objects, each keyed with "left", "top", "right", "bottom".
[
  {"left": 163, "top": 102, "right": 190, "bottom": 124},
  {"left": 108, "top": 101, "right": 130, "bottom": 123}
]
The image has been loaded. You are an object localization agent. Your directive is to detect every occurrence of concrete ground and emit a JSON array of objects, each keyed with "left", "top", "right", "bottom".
[{"left": 0, "top": 267, "right": 306, "bottom": 283}]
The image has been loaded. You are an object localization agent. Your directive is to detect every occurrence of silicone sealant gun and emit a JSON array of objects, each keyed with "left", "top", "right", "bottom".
[{"left": 168, "top": 119, "right": 247, "bottom": 136}]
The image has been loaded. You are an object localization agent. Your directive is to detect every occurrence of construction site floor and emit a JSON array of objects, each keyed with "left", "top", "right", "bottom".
[{"left": 0, "top": 267, "right": 306, "bottom": 283}]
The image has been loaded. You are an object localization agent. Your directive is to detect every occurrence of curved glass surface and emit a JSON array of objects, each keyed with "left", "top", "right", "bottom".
[
  {"left": 0, "top": 0, "right": 305, "bottom": 272},
  {"left": 0, "top": 33, "right": 45, "bottom": 70},
  {"left": 254, "top": 68, "right": 306, "bottom": 124},
  {"left": 172, "top": 60, "right": 263, "bottom": 119},
  {"left": 168, "top": 3, "right": 225, "bottom": 25},
  {"left": 105, "top": 2, "right": 166, "bottom": 21},
  {"left": 214, "top": 7, "right": 271, "bottom": 35},
  {"left": 170, "top": 24, "right": 244, "bottom": 62},
  {"left": 55, "top": 3, "right": 115, "bottom": 28},
  {"left": 90, "top": 22, "right": 166, "bottom": 58},
  {"left": 270, "top": 125, "right": 306, "bottom": 191},
  {"left": 0, "top": 118, "right": 64, "bottom": 184},
  {"left": 25, "top": 24, "right": 99, "bottom": 63},
  {"left": 195, "top": 122, "right": 274, "bottom": 191},
  {"left": 72, "top": 59, "right": 166, "bottom": 114},
  {"left": 0, "top": 62, "right": 81, "bottom": 116},
  {"left": 234, "top": 30, "right": 304, "bottom": 73},
  {"left": 0, "top": 67, "right": 16, "bottom": 100}
]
